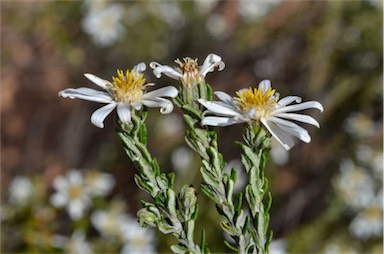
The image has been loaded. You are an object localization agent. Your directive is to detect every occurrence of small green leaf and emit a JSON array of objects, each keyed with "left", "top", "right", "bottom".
[
  {"left": 167, "top": 172, "right": 175, "bottom": 189},
  {"left": 201, "top": 184, "right": 220, "bottom": 204},
  {"left": 170, "top": 244, "right": 189, "bottom": 254},
  {"left": 183, "top": 114, "right": 198, "bottom": 129},
  {"left": 234, "top": 192, "right": 243, "bottom": 213},
  {"left": 224, "top": 240, "right": 240, "bottom": 253},
  {"left": 139, "top": 123, "right": 147, "bottom": 145},
  {"left": 182, "top": 104, "right": 202, "bottom": 120}
]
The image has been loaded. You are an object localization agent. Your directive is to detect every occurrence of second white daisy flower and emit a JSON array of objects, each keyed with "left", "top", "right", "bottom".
[{"left": 198, "top": 80, "right": 324, "bottom": 150}]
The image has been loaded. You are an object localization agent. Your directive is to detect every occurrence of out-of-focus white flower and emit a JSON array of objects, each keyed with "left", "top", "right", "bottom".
[
  {"left": 270, "top": 138, "right": 289, "bottom": 165},
  {"left": 150, "top": 53, "right": 225, "bottom": 88},
  {"left": 84, "top": 170, "right": 115, "bottom": 197},
  {"left": 50, "top": 170, "right": 91, "bottom": 220},
  {"left": 356, "top": 144, "right": 383, "bottom": 179},
  {"left": 198, "top": 80, "right": 323, "bottom": 150},
  {"left": 323, "top": 242, "right": 358, "bottom": 254},
  {"left": 91, "top": 202, "right": 133, "bottom": 239},
  {"left": 334, "top": 159, "right": 375, "bottom": 209},
  {"left": 349, "top": 202, "right": 383, "bottom": 240},
  {"left": 120, "top": 219, "right": 156, "bottom": 254},
  {"left": 238, "top": 0, "right": 281, "bottom": 23},
  {"left": 8, "top": 176, "right": 34, "bottom": 206},
  {"left": 82, "top": 3, "right": 125, "bottom": 47},
  {"left": 343, "top": 112, "right": 375, "bottom": 138},
  {"left": 59, "top": 63, "right": 178, "bottom": 128},
  {"left": 205, "top": 14, "right": 230, "bottom": 39},
  {"left": 53, "top": 230, "right": 92, "bottom": 254},
  {"left": 194, "top": 0, "right": 219, "bottom": 14},
  {"left": 171, "top": 146, "right": 195, "bottom": 172},
  {"left": 147, "top": 2, "right": 184, "bottom": 29}
]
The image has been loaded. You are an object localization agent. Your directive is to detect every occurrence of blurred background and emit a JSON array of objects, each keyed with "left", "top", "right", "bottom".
[{"left": 1, "top": 0, "right": 383, "bottom": 253}]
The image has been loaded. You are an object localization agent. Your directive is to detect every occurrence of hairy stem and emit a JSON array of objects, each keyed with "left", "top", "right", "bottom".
[{"left": 116, "top": 112, "right": 206, "bottom": 254}]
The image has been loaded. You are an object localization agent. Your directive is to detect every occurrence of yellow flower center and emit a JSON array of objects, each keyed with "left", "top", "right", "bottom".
[
  {"left": 175, "top": 57, "right": 202, "bottom": 88},
  {"left": 234, "top": 87, "right": 279, "bottom": 120},
  {"left": 68, "top": 185, "right": 83, "bottom": 200},
  {"left": 366, "top": 206, "right": 381, "bottom": 219},
  {"left": 109, "top": 69, "right": 146, "bottom": 103}
]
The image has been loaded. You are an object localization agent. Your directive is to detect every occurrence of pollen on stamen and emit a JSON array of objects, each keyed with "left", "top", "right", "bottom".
[
  {"left": 234, "top": 87, "right": 278, "bottom": 116},
  {"left": 109, "top": 69, "right": 146, "bottom": 103}
]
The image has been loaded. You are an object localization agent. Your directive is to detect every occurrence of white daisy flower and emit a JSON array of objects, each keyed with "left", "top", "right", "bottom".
[
  {"left": 91, "top": 201, "right": 133, "bottom": 239},
  {"left": 120, "top": 220, "right": 156, "bottom": 254},
  {"left": 50, "top": 170, "right": 91, "bottom": 220},
  {"left": 53, "top": 230, "right": 92, "bottom": 254},
  {"left": 8, "top": 176, "right": 35, "bottom": 206},
  {"left": 81, "top": 3, "right": 125, "bottom": 47},
  {"left": 149, "top": 53, "right": 225, "bottom": 88},
  {"left": 198, "top": 80, "right": 324, "bottom": 150},
  {"left": 59, "top": 63, "right": 179, "bottom": 128},
  {"left": 349, "top": 203, "right": 383, "bottom": 240}
]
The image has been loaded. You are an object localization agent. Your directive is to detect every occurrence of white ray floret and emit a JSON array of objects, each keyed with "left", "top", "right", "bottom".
[
  {"left": 198, "top": 80, "right": 323, "bottom": 150},
  {"left": 59, "top": 63, "right": 179, "bottom": 128}
]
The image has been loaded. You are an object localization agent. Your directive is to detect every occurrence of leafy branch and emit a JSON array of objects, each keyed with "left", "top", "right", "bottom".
[
  {"left": 116, "top": 112, "right": 208, "bottom": 254},
  {"left": 174, "top": 83, "right": 255, "bottom": 253},
  {"left": 237, "top": 124, "right": 273, "bottom": 254}
]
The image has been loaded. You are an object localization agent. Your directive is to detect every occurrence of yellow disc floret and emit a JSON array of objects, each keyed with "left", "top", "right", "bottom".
[
  {"left": 109, "top": 69, "right": 147, "bottom": 103},
  {"left": 235, "top": 87, "right": 279, "bottom": 120}
]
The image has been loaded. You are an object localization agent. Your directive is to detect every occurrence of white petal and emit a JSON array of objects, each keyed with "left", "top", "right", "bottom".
[
  {"left": 58, "top": 88, "right": 113, "bottom": 103},
  {"left": 68, "top": 201, "right": 86, "bottom": 220},
  {"left": 149, "top": 62, "right": 183, "bottom": 80},
  {"left": 50, "top": 193, "right": 67, "bottom": 207},
  {"left": 53, "top": 176, "right": 67, "bottom": 190},
  {"left": 214, "top": 91, "right": 234, "bottom": 104},
  {"left": 142, "top": 86, "right": 179, "bottom": 99},
  {"left": 267, "top": 117, "right": 311, "bottom": 143},
  {"left": 84, "top": 73, "right": 111, "bottom": 90},
  {"left": 198, "top": 99, "right": 241, "bottom": 117},
  {"left": 261, "top": 118, "right": 295, "bottom": 150},
  {"left": 258, "top": 80, "right": 271, "bottom": 94},
  {"left": 68, "top": 170, "right": 82, "bottom": 185},
  {"left": 275, "top": 113, "right": 320, "bottom": 127},
  {"left": 131, "top": 101, "right": 143, "bottom": 110},
  {"left": 141, "top": 98, "right": 174, "bottom": 114},
  {"left": 278, "top": 96, "right": 302, "bottom": 106},
  {"left": 90, "top": 103, "right": 117, "bottom": 128},
  {"left": 200, "top": 53, "right": 225, "bottom": 77},
  {"left": 132, "top": 62, "right": 146, "bottom": 74},
  {"left": 201, "top": 116, "right": 245, "bottom": 126},
  {"left": 273, "top": 101, "right": 324, "bottom": 114},
  {"left": 117, "top": 103, "right": 132, "bottom": 123}
]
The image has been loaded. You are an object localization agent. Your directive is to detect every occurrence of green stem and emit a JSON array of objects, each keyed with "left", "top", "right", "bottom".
[
  {"left": 116, "top": 112, "right": 204, "bottom": 254},
  {"left": 176, "top": 83, "right": 254, "bottom": 253},
  {"left": 238, "top": 124, "right": 273, "bottom": 254}
]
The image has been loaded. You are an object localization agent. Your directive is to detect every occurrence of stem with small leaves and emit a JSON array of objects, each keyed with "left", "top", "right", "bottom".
[
  {"left": 237, "top": 124, "right": 273, "bottom": 254},
  {"left": 116, "top": 112, "right": 208, "bottom": 254},
  {"left": 175, "top": 83, "right": 256, "bottom": 253}
]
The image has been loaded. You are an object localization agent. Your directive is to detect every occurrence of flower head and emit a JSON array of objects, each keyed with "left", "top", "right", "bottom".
[
  {"left": 50, "top": 170, "right": 91, "bottom": 220},
  {"left": 149, "top": 53, "right": 225, "bottom": 88},
  {"left": 59, "top": 63, "right": 178, "bottom": 128},
  {"left": 81, "top": 3, "right": 125, "bottom": 47},
  {"left": 198, "top": 80, "right": 323, "bottom": 150},
  {"left": 8, "top": 176, "right": 35, "bottom": 206}
]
